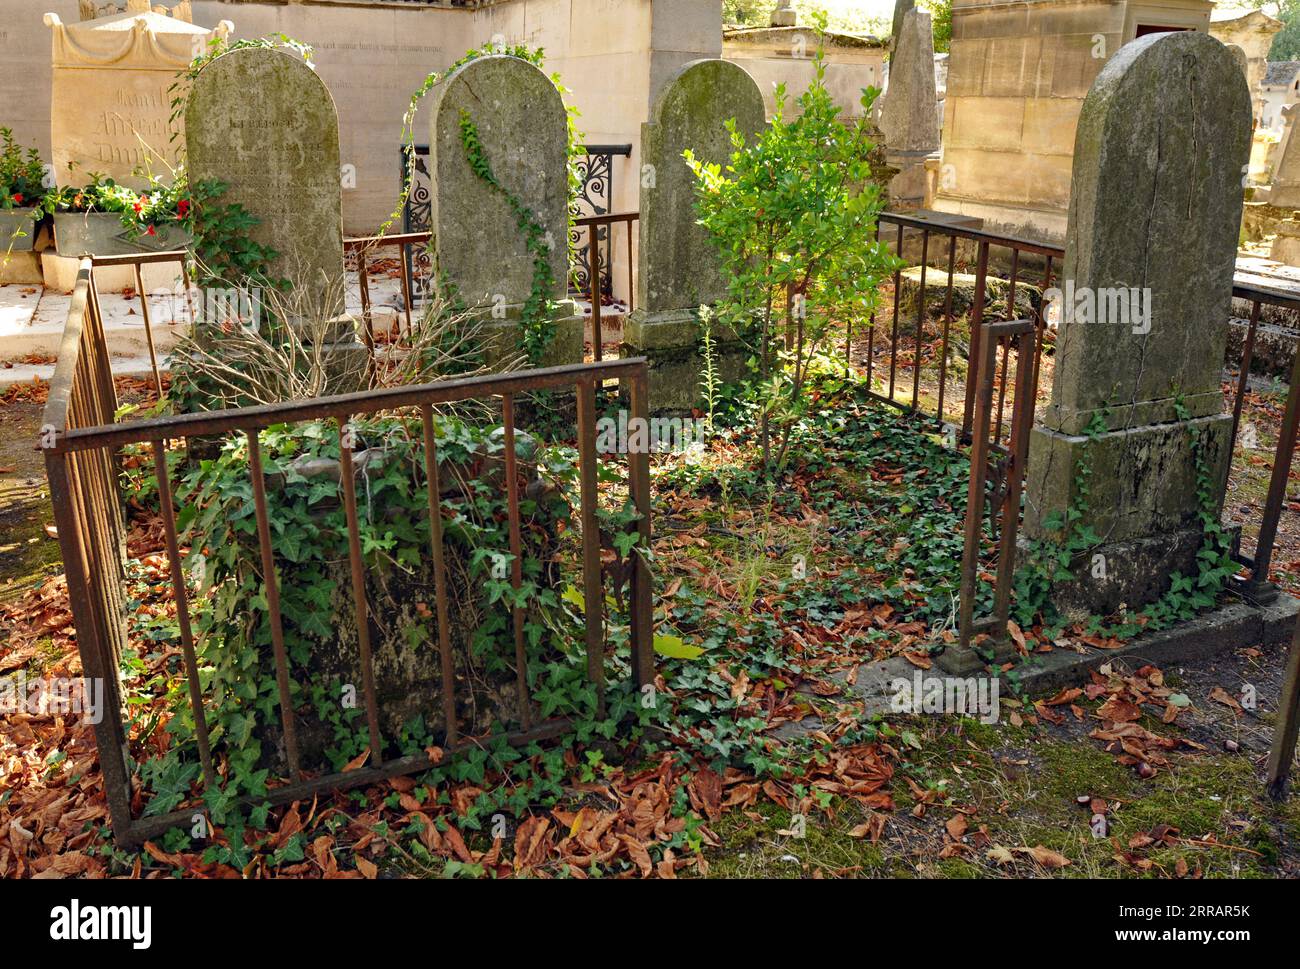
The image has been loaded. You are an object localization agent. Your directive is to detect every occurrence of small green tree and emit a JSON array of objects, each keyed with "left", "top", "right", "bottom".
[
  {"left": 686, "top": 23, "right": 897, "bottom": 472},
  {"left": 921, "top": 0, "right": 952, "bottom": 54}
]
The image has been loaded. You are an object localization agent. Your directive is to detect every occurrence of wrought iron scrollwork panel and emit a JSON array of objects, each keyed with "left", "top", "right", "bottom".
[
  {"left": 400, "top": 144, "right": 435, "bottom": 304},
  {"left": 399, "top": 142, "right": 630, "bottom": 305}
]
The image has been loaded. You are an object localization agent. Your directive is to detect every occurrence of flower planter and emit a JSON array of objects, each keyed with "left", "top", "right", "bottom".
[
  {"left": 53, "top": 212, "right": 192, "bottom": 258},
  {"left": 0, "top": 207, "right": 40, "bottom": 252},
  {"left": 53, "top": 211, "right": 133, "bottom": 257},
  {"left": 132, "top": 222, "right": 193, "bottom": 254}
]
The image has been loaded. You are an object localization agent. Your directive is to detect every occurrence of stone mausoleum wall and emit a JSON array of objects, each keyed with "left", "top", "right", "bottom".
[{"left": 933, "top": 0, "right": 1213, "bottom": 245}]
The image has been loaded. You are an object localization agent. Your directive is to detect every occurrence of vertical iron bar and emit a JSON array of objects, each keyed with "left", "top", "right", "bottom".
[
  {"left": 962, "top": 241, "right": 991, "bottom": 440},
  {"left": 180, "top": 261, "right": 197, "bottom": 328},
  {"left": 501, "top": 394, "right": 533, "bottom": 729},
  {"left": 356, "top": 245, "right": 374, "bottom": 342},
  {"left": 589, "top": 225, "right": 603, "bottom": 363},
  {"left": 991, "top": 328, "right": 1035, "bottom": 632},
  {"left": 245, "top": 429, "right": 303, "bottom": 780},
  {"left": 1031, "top": 255, "right": 1054, "bottom": 402},
  {"left": 959, "top": 324, "right": 998, "bottom": 650},
  {"left": 913, "top": 230, "right": 929, "bottom": 412},
  {"left": 1231, "top": 299, "right": 1262, "bottom": 448},
  {"left": 575, "top": 378, "right": 607, "bottom": 717},
  {"left": 889, "top": 222, "right": 903, "bottom": 400},
  {"left": 419, "top": 405, "right": 460, "bottom": 745},
  {"left": 626, "top": 217, "right": 636, "bottom": 315},
  {"left": 399, "top": 242, "right": 414, "bottom": 335},
  {"left": 993, "top": 336, "right": 1011, "bottom": 445},
  {"left": 866, "top": 220, "right": 879, "bottom": 387},
  {"left": 1005, "top": 248, "right": 1019, "bottom": 319},
  {"left": 134, "top": 263, "right": 163, "bottom": 399},
  {"left": 151, "top": 439, "right": 216, "bottom": 790},
  {"left": 937, "top": 234, "right": 957, "bottom": 425},
  {"left": 336, "top": 416, "right": 385, "bottom": 767},
  {"left": 626, "top": 366, "right": 654, "bottom": 688}
]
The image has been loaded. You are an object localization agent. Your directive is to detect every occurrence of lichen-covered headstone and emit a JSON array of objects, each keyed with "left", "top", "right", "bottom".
[
  {"left": 1023, "top": 30, "right": 1251, "bottom": 618},
  {"left": 888, "top": 0, "right": 916, "bottom": 56},
  {"left": 623, "top": 59, "right": 765, "bottom": 411},
  {"left": 427, "top": 54, "right": 581, "bottom": 369},
  {"left": 877, "top": 9, "right": 939, "bottom": 208},
  {"left": 187, "top": 46, "right": 352, "bottom": 335}
]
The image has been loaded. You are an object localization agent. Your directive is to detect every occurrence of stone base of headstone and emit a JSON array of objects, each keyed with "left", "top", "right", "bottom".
[
  {"left": 1242, "top": 201, "right": 1293, "bottom": 243},
  {"left": 472, "top": 301, "right": 585, "bottom": 372},
  {"left": 1024, "top": 412, "right": 1233, "bottom": 618},
  {"left": 1271, "top": 217, "right": 1300, "bottom": 265},
  {"left": 1016, "top": 528, "right": 1236, "bottom": 623},
  {"left": 885, "top": 149, "right": 937, "bottom": 211},
  {"left": 623, "top": 308, "right": 747, "bottom": 413}
]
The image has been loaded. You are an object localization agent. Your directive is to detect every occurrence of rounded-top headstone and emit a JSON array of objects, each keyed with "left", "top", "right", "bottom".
[
  {"left": 1051, "top": 29, "right": 1251, "bottom": 436},
  {"left": 427, "top": 55, "right": 571, "bottom": 310},
  {"left": 186, "top": 46, "right": 345, "bottom": 316},
  {"left": 637, "top": 59, "right": 766, "bottom": 313}
]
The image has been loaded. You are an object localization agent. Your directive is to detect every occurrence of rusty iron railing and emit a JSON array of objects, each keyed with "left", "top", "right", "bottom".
[
  {"left": 951, "top": 318, "right": 1037, "bottom": 666},
  {"left": 42, "top": 258, "right": 655, "bottom": 849},
  {"left": 574, "top": 211, "right": 638, "bottom": 364},
  {"left": 344, "top": 231, "right": 432, "bottom": 348},
  {"left": 854, "top": 212, "right": 1060, "bottom": 442},
  {"left": 88, "top": 249, "right": 194, "bottom": 400},
  {"left": 1225, "top": 281, "right": 1300, "bottom": 598},
  {"left": 871, "top": 212, "right": 1300, "bottom": 661}
]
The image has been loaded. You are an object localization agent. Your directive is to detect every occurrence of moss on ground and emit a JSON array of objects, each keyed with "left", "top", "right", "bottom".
[{"left": 697, "top": 711, "right": 1295, "bottom": 878}]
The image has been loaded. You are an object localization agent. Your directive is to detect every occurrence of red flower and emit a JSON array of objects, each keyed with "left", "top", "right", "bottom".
[
  {"left": 176, "top": 198, "right": 190, "bottom": 218},
  {"left": 11, "top": 193, "right": 22, "bottom": 204},
  {"left": 146, "top": 225, "right": 156, "bottom": 236},
  {"left": 133, "top": 201, "right": 143, "bottom": 213}
]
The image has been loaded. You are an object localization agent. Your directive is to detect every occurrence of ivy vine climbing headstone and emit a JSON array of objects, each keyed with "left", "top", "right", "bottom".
[
  {"left": 1022, "top": 30, "right": 1251, "bottom": 619},
  {"left": 427, "top": 54, "right": 582, "bottom": 369}
]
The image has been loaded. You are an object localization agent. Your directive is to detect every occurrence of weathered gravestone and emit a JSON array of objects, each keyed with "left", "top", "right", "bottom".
[
  {"left": 1268, "top": 106, "right": 1300, "bottom": 209},
  {"left": 1270, "top": 110, "right": 1300, "bottom": 265},
  {"left": 889, "top": 0, "right": 917, "bottom": 56},
  {"left": 186, "top": 46, "right": 363, "bottom": 378},
  {"left": 1023, "top": 30, "right": 1251, "bottom": 619},
  {"left": 623, "top": 59, "right": 765, "bottom": 411},
  {"left": 427, "top": 54, "right": 582, "bottom": 370},
  {"left": 877, "top": 9, "right": 940, "bottom": 210},
  {"left": 188, "top": 47, "right": 346, "bottom": 316}
]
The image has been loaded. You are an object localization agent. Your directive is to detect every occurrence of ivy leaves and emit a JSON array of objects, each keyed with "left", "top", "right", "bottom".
[
  {"left": 456, "top": 110, "right": 560, "bottom": 365},
  {"left": 685, "top": 28, "right": 897, "bottom": 471}
]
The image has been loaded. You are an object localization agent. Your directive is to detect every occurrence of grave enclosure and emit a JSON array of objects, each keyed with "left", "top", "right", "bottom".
[{"left": 18, "top": 1, "right": 1300, "bottom": 847}]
